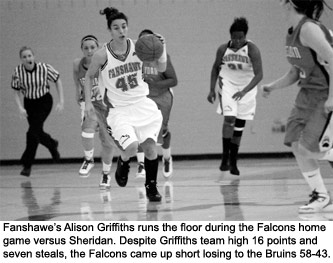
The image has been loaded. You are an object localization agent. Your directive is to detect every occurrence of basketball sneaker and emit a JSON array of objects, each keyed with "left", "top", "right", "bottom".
[
  {"left": 136, "top": 162, "right": 146, "bottom": 179},
  {"left": 163, "top": 157, "right": 173, "bottom": 178},
  {"left": 299, "top": 190, "right": 332, "bottom": 214},
  {"left": 115, "top": 157, "right": 130, "bottom": 187},
  {"left": 99, "top": 172, "right": 111, "bottom": 190},
  {"left": 145, "top": 182, "right": 162, "bottom": 202},
  {"left": 79, "top": 158, "right": 94, "bottom": 177}
]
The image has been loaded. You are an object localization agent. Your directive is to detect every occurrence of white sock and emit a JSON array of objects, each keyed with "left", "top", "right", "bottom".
[
  {"left": 321, "top": 149, "right": 333, "bottom": 161},
  {"left": 302, "top": 169, "right": 328, "bottom": 194},
  {"left": 137, "top": 152, "right": 145, "bottom": 164},
  {"left": 103, "top": 162, "right": 112, "bottom": 173},
  {"left": 84, "top": 149, "right": 94, "bottom": 160},
  {"left": 162, "top": 148, "right": 171, "bottom": 160}
]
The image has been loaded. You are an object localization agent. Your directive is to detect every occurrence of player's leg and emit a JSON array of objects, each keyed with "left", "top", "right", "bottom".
[
  {"left": 96, "top": 109, "right": 116, "bottom": 189},
  {"left": 288, "top": 104, "right": 332, "bottom": 213},
  {"left": 221, "top": 116, "right": 236, "bottom": 171},
  {"left": 79, "top": 102, "right": 97, "bottom": 177},
  {"left": 219, "top": 88, "right": 238, "bottom": 172},
  {"left": 156, "top": 92, "right": 174, "bottom": 178},
  {"left": 230, "top": 118, "right": 246, "bottom": 176},
  {"left": 136, "top": 146, "right": 146, "bottom": 179},
  {"left": 107, "top": 106, "right": 139, "bottom": 187},
  {"left": 137, "top": 98, "right": 163, "bottom": 201}
]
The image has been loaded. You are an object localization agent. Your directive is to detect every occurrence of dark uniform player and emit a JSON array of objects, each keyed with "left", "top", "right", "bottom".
[{"left": 136, "top": 29, "right": 178, "bottom": 179}]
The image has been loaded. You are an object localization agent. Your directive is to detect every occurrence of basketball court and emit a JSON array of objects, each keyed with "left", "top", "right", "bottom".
[{"left": 1, "top": 158, "right": 332, "bottom": 221}]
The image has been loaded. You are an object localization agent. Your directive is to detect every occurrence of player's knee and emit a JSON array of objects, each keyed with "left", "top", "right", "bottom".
[
  {"left": 141, "top": 138, "right": 158, "bottom": 159},
  {"left": 292, "top": 142, "right": 312, "bottom": 158},
  {"left": 124, "top": 142, "right": 139, "bottom": 158},
  {"left": 224, "top": 116, "right": 236, "bottom": 127}
]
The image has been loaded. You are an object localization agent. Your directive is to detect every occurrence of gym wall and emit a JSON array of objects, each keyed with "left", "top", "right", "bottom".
[{"left": 1, "top": 0, "right": 332, "bottom": 160}]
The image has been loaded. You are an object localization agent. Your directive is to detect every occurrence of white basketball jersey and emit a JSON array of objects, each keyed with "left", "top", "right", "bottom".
[
  {"left": 100, "top": 39, "right": 149, "bottom": 108},
  {"left": 219, "top": 42, "right": 254, "bottom": 88}
]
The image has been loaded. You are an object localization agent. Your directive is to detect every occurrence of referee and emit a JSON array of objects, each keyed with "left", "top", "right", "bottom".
[{"left": 11, "top": 46, "right": 64, "bottom": 177}]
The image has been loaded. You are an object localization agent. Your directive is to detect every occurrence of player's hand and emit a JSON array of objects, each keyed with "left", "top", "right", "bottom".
[
  {"left": 261, "top": 85, "right": 272, "bottom": 98},
  {"left": 84, "top": 101, "right": 95, "bottom": 119},
  {"left": 207, "top": 91, "right": 216, "bottom": 104},
  {"left": 324, "top": 97, "right": 333, "bottom": 113},
  {"left": 153, "top": 33, "right": 165, "bottom": 45},
  {"left": 232, "top": 90, "right": 246, "bottom": 101}
]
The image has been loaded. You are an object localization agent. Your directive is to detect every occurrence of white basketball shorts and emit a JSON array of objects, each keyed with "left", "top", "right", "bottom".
[
  {"left": 216, "top": 85, "right": 257, "bottom": 120},
  {"left": 106, "top": 97, "right": 162, "bottom": 150}
]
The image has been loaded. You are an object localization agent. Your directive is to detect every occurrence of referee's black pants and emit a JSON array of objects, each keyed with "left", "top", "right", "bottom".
[{"left": 21, "top": 93, "right": 58, "bottom": 168}]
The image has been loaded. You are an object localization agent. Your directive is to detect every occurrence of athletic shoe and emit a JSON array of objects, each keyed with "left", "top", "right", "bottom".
[
  {"left": 115, "top": 157, "right": 130, "bottom": 187},
  {"left": 79, "top": 158, "right": 94, "bottom": 177},
  {"left": 99, "top": 172, "right": 111, "bottom": 190},
  {"left": 136, "top": 162, "right": 146, "bottom": 179},
  {"left": 163, "top": 157, "right": 173, "bottom": 178},
  {"left": 20, "top": 167, "right": 31, "bottom": 177},
  {"left": 299, "top": 190, "right": 332, "bottom": 214},
  {"left": 145, "top": 182, "right": 162, "bottom": 202}
]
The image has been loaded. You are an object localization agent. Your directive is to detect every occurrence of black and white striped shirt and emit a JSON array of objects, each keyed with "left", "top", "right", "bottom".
[{"left": 11, "top": 62, "right": 59, "bottom": 99}]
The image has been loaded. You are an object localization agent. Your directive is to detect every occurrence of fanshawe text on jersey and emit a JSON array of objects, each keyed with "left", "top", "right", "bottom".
[{"left": 108, "top": 62, "right": 141, "bottom": 79}]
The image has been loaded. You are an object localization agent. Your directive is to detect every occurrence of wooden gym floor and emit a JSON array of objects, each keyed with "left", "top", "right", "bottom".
[{"left": 0, "top": 158, "right": 332, "bottom": 221}]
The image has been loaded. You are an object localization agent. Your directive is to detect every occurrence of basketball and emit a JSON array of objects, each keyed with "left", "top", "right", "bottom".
[{"left": 135, "top": 34, "right": 164, "bottom": 62}]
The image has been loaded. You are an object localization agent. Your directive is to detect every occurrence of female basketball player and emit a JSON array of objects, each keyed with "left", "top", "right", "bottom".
[
  {"left": 207, "top": 17, "right": 263, "bottom": 176},
  {"left": 73, "top": 35, "right": 115, "bottom": 189},
  {"left": 84, "top": 7, "right": 167, "bottom": 201},
  {"left": 136, "top": 29, "right": 178, "bottom": 179},
  {"left": 262, "top": 0, "right": 333, "bottom": 213}
]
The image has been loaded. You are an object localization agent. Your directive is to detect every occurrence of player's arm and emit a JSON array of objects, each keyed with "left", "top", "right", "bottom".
[
  {"left": 232, "top": 42, "right": 263, "bottom": 101},
  {"left": 243, "top": 42, "right": 263, "bottom": 93},
  {"left": 84, "top": 48, "right": 105, "bottom": 117},
  {"left": 261, "top": 66, "right": 300, "bottom": 98},
  {"left": 301, "top": 21, "right": 333, "bottom": 112},
  {"left": 73, "top": 59, "right": 82, "bottom": 106},
  {"left": 208, "top": 44, "right": 227, "bottom": 103}
]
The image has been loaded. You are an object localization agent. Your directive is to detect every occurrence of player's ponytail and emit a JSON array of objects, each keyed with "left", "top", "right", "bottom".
[
  {"left": 289, "top": 0, "right": 332, "bottom": 21},
  {"left": 100, "top": 7, "right": 128, "bottom": 30}
]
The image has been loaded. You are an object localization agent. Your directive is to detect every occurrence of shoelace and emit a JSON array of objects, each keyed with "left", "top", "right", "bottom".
[{"left": 82, "top": 159, "right": 93, "bottom": 169}]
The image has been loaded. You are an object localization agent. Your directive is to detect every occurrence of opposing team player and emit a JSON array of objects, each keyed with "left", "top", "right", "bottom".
[
  {"left": 73, "top": 35, "right": 116, "bottom": 189},
  {"left": 262, "top": 0, "right": 333, "bottom": 213},
  {"left": 207, "top": 17, "right": 263, "bottom": 175},
  {"left": 136, "top": 29, "right": 178, "bottom": 179},
  {"left": 84, "top": 7, "right": 167, "bottom": 201}
]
